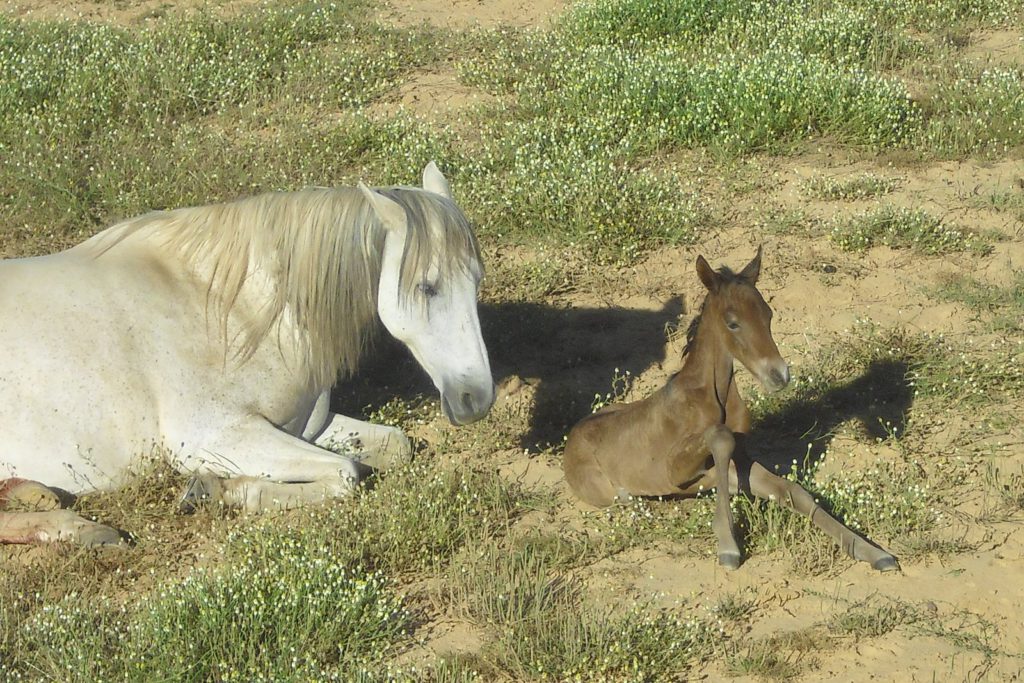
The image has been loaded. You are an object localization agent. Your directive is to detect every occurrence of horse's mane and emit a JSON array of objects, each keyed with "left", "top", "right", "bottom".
[
  {"left": 107, "top": 186, "right": 480, "bottom": 388},
  {"left": 682, "top": 265, "right": 748, "bottom": 357}
]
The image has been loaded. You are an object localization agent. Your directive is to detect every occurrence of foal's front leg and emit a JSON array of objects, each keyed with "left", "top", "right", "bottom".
[
  {"left": 704, "top": 425, "right": 741, "bottom": 570},
  {"left": 742, "top": 459, "right": 899, "bottom": 572}
]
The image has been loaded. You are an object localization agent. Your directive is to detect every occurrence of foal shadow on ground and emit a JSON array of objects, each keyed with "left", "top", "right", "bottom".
[
  {"left": 333, "top": 297, "right": 686, "bottom": 450},
  {"left": 746, "top": 358, "right": 915, "bottom": 474}
]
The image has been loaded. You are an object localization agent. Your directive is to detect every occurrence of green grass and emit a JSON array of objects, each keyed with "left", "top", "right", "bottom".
[
  {"left": 829, "top": 596, "right": 922, "bottom": 638},
  {"left": 725, "top": 639, "right": 805, "bottom": 680},
  {"left": 2, "top": 0, "right": 1024, "bottom": 680},
  {"left": 829, "top": 205, "right": 992, "bottom": 254},
  {"left": 800, "top": 173, "right": 901, "bottom": 200},
  {"left": 931, "top": 271, "right": 1024, "bottom": 331},
  {"left": 0, "top": 458, "right": 532, "bottom": 680},
  {"left": 6, "top": 537, "right": 412, "bottom": 682}
]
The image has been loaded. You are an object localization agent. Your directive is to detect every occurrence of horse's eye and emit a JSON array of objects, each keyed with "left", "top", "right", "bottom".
[
  {"left": 726, "top": 320, "right": 740, "bottom": 331},
  {"left": 417, "top": 282, "right": 439, "bottom": 298}
]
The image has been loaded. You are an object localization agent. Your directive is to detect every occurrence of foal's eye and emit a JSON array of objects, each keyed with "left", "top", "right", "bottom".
[{"left": 417, "top": 282, "right": 439, "bottom": 298}]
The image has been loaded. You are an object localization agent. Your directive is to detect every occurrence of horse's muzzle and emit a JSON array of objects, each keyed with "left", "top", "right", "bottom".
[{"left": 441, "top": 382, "right": 496, "bottom": 425}]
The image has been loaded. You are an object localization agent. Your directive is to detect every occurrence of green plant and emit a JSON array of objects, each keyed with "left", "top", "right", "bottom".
[
  {"left": 800, "top": 173, "right": 901, "bottom": 200},
  {"left": 829, "top": 205, "right": 991, "bottom": 254}
]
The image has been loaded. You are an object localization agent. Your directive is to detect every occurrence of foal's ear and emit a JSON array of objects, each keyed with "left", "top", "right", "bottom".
[
  {"left": 696, "top": 255, "right": 719, "bottom": 292},
  {"left": 358, "top": 182, "right": 407, "bottom": 231},
  {"left": 739, "top": 245, "right": 763, "bottom": 283},
  {"left": 422, "top": 161, "right": 452, "bottom": 199}
]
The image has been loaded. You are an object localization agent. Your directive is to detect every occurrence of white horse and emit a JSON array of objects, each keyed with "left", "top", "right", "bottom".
[{"left": 0, "top": 162, "right": 494, "bottom": 545}]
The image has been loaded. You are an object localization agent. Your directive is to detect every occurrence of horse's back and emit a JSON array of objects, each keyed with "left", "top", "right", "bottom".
[{"left": 0, "top": 235, "right": 202, "bottom": 490}]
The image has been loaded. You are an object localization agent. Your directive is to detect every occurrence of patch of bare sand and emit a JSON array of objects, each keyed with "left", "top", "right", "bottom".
[
  {"left": 964, "top": 29, "right": 1024, "bottom": 67},
  {"left": 1, "top": 0, "right": 263, "bottom": 24},
  {"left": 368, "top": 64, "right": 498, "bottom": 123},
  {"left": 377, "top": 0, "right": 567, "bottom": 29}
]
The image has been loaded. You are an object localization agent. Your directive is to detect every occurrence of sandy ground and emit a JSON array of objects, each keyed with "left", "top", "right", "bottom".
[
  {"left": 2, "top": 1, "right": 1023, "bottom": 680},
  {"left": 364, "top": 4, "right": 1024, "bottom": 680}
]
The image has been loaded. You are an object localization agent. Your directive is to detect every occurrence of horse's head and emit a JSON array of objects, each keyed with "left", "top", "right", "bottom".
[
  {"left": 696, "top": 246, "right": 790, "bottom": 393},
  {"left": 360, "top": 163, "right": 495, "bottom": 425}
]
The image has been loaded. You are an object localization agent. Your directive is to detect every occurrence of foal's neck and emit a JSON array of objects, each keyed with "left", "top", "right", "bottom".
[{"left": 677, "top": 311, "right": 734, "bottom": 408}]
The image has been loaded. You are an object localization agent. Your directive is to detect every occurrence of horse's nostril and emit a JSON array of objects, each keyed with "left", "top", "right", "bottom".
[{"left": 461, "top": 392, "right": 475, "bottom": 414}]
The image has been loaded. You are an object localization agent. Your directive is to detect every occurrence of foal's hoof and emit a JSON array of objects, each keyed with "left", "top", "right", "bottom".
[
  {"left": 718, "top": 552, "right": 742, "bottom": 571},
  {"left": 872, "top": 556, "right": 901, "bottom": 573}
]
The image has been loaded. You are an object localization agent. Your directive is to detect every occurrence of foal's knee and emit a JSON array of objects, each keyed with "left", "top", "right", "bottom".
[{"left": 703, "top": 425, "right": 735, "bottom": 458}]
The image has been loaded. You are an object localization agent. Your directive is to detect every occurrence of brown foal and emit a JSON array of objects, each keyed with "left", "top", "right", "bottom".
[{"left": 563, "top": 248, "right": 898, "bottom": 572}]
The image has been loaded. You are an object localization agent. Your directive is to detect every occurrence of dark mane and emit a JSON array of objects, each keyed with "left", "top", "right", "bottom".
[{"left": 682, "top": 265, "right": 748, "bottom": 357}]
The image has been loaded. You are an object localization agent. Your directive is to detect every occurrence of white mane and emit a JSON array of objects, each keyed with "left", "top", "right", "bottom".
[{"left": 106, "top": 186, "right": 481, "bottom": 388}]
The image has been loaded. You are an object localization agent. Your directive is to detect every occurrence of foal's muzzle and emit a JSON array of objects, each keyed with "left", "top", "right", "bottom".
[{"left": 760, "top": 361, "right": 791, "bottom": 393}]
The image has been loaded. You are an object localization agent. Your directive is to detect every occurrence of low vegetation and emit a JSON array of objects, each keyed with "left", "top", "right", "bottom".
[{"left": 2, "top": 0, "right": 1023, "bottom": 679}]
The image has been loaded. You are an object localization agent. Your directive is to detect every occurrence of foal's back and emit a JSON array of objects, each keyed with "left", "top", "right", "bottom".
[{"left": 562, "top": 380, "right": 717, "bottom": 507}]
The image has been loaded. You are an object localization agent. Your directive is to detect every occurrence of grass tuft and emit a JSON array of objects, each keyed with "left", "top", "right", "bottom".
[{"left": 829, "top": 205, "right": 992, "bottom": 254}]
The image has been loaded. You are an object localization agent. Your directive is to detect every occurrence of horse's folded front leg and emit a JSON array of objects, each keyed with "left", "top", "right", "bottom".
[
  {"left": 704, "top": 425, "right": 741, "bottom": 570},
  {"left": 310, "top": 413, "right": 412, "bottom": 472},
  {"left": 180, "top": 416, "right": 364, "bottom": 513},
  {"left": 181, "top": 475, "right": 355, "bottom": 513}
]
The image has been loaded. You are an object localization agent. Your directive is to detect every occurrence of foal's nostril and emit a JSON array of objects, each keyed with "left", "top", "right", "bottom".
[{"left": 771, "top": 366, "right": 790, "bottom": 388}]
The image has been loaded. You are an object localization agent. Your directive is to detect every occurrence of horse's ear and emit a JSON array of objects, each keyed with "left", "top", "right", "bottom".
[
  {"left": 422, "top": 161, "right": 452, "bottom": 199},
  {"left": 740, "top": 245, "right": 763, "bottom": 283},
  {"left": 696, "top": 255, "right": 719, "bottom": 292},
  {"left": 358, "top": 182, "right": 407, "bottom": 231}
]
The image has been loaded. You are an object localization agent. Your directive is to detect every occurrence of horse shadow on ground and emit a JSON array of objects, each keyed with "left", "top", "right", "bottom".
[
  {"left": 333, "top": 298, "right": 915, "bottom": 472},
  {"left": 333, "top": 298, "right": 686, "bottom": 449}
]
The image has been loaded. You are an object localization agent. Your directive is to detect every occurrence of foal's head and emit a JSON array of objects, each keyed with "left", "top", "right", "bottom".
[{"left": 695, "top": 247, "right": 790, "bottom": 392}]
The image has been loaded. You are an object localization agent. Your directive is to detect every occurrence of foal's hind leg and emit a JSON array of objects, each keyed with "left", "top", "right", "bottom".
[
  {"left": 705, "top": 426, "right": 742, "bottom": 570},
  {"left": 742, "top": 460, "right": 899, "bottom": 572}
]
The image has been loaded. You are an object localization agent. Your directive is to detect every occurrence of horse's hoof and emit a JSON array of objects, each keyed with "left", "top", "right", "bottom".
[
  {"left": 4, "top": 481, "right": 61, "bottom": 512},
  {"left": 872, "top": 556, "right": 900, "bottom": 572},
  {"left": 179, "top": 475, "right": 218, "bottom": 514},
  {"left": 354, "top": 433, "right": 413, "bottom": 472},
  {"left": 79, "top": 524, "right": 125, "bottom": 548},
  {"left": 718, "top": 552, "right": 742, "bottom": 571}
]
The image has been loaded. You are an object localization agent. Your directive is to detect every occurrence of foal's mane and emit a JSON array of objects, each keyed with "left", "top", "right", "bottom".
[
  {"left": 109, "top": 186, "right": 480, "bottom": 388},
  {"left": 682, "top": 265, "right": 749, "bottom": 357}
]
